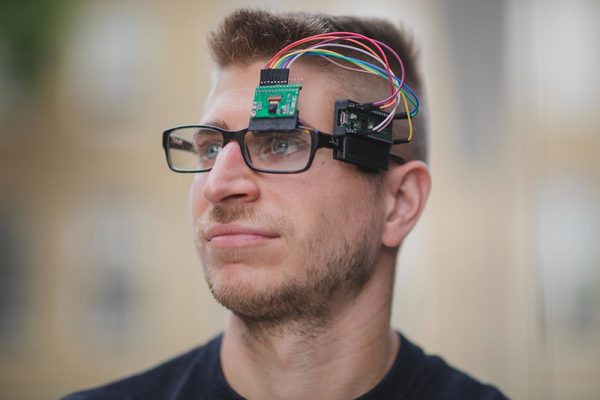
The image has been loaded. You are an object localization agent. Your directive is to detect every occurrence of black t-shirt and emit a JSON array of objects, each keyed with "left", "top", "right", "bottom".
[{"left": 64, "top": 333, "right": 508, "bottom": 399}]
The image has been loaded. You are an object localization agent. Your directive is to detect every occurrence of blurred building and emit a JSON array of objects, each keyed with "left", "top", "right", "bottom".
[{"left": 0, "top": 1, "right": 599, "bottom": 399}]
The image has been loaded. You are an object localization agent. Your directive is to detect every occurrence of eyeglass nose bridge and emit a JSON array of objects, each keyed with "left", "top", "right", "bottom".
[
  {"left": 220, "top": 129, "right": 247, "bottom": 146},
  {"left": 217, "top": 129, "right": 252, "bottom": 167}
]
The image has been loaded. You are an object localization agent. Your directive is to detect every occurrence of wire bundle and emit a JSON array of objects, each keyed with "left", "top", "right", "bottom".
[{"left": 265, "top": 31, "right": 419, "bottom": 142}]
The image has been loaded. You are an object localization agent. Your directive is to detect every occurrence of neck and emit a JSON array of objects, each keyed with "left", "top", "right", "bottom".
[{"left": 220, "top": 249, "right": 399, "bottom": 400}]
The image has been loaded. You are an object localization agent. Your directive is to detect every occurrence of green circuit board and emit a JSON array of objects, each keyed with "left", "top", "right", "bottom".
[
  {"left": 334, "top": 99, "right": 393, "bottom": 142},
  {"left": 250, "top": 84, "right": 301, "bottom": 119},
  {"left": 338, "top": 109, "right": 393, "bottom": 141}
]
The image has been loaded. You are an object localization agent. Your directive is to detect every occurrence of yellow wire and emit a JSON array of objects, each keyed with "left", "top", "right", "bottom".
[
  {"left": 400, "top": 90, "right": 413, "bottom": 142},
  {"left": 273, "top": 47, "right": 413, "bottom": 142}
]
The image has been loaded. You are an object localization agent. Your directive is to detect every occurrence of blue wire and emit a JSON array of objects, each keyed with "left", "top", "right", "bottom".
[{"left": 278, "top": 51, "right": 420, "bottom": 115}]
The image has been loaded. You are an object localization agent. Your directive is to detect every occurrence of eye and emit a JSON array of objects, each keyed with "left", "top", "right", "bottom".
[
  {"left": 204, "top": 143, "right": 222, "bottom": 159},
  {"left": 246, "top": 130, "right": 311, "bottom": 169},
  {"left": 264, "top": 133, "right": 308, "bottom": 157},
  {"left": 196, "top": 141, "right": 222, "bottom": 160},
  {"left": 271, "top": 137, "right": 295, "bottom": 155}
]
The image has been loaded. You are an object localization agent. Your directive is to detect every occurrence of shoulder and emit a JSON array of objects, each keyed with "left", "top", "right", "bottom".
[
  {"left": 62, "top": 335, "right": 224, "bottom": 400},
  {"left": 361, "top": 333, "right": 509, "bottom": 400},
  {"left": 412, "top": 353, "right": 508, "bottom": 400},
  {"left": 398, "top": 333, "right": 508, "bottom": 400}
]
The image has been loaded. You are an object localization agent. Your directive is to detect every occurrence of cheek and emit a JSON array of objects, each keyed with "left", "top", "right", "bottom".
[
  {"left": 189, "top": 175, "right": 208, "bottom": 217},
  {"left": 281, "top": 172, "right": 370, "bottom": 237}
]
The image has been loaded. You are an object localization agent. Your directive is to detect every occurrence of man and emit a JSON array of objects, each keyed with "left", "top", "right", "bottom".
[{"left": 66, "top": 9, "right": 507, "bottom": 400}]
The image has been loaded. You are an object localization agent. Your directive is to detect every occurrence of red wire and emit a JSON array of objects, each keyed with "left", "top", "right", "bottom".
[{"left": 265, "top": 32, "right": 395, "bottom": 96}]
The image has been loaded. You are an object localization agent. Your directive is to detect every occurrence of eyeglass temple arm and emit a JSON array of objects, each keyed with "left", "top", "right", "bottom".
[{"left": 317, "top": 132, "right": 338, "bottom": 149}]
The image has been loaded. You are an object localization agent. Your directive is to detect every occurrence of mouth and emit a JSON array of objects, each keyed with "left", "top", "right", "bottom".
[{"left": 203, "top": 223, "right": 280, "bottom": 249}]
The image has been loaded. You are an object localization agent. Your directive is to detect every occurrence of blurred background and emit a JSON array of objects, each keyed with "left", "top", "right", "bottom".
[{"left": 1, "top": 0, "right": 599, "bottom": 398}]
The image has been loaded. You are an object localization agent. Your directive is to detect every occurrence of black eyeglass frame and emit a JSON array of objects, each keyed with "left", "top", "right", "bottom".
[{"left": 162, "top": 124, "right": 406, "bottom": 174}]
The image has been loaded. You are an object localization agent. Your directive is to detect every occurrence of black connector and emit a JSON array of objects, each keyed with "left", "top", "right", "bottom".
[
  {"left": 330, "top": 99, "right": 395, "bottom": 170},
  {"left": 259, "top": 69, "right": 290, "bottom": 86},
  {"left": 248, "top": 117, "right": 297, "bottom": 132}
]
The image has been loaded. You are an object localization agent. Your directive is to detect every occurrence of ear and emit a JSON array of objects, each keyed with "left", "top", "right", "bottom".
[{"left": 381, "top": 161, "right": 431, "bottom": 248}]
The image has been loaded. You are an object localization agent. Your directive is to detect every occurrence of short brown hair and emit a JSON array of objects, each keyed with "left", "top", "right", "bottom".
[{"left": 208, "top": 9, "right": 427, "bottom": 163}]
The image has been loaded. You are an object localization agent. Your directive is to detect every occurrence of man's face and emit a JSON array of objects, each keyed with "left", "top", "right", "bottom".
[{"left": 190, "top": 61, "right": 387, "bottom": 326}]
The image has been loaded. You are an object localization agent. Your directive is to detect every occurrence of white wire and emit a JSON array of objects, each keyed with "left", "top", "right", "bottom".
[
  {"left": 292, "top": 43, "right": 403, "bottom": 90},
  {"left": 319, "top": 56, "right": 375, "bottom": 74},
  {"left": 372, "top": 95, "right": 400, "bottom": 132},
  {"left": 316, "top": 44, "right": 399, "bottom": 133},
  {"left": 285, "top": 42, "right": 400, "bottom": 133}
]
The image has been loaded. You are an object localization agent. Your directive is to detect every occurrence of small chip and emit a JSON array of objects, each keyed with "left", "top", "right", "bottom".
[{"left": 249, "top": 82, "right": 301, "bottom": 126}]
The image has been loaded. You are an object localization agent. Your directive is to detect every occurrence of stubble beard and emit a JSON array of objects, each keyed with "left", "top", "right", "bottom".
[{"left": 197, "top": 204, "right": 381, "bottom": 339}]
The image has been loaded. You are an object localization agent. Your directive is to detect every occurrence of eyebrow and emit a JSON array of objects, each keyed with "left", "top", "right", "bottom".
[{"left": 201, "top": 118, "right": 230, "bottom": 130}]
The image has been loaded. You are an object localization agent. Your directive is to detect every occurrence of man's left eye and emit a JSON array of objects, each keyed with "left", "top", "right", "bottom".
[
  {"left": 271, "top": 137, "right": 295, "bottom": 154},
  {"left": 269, "top": 135, "right": 310, "bottom": 156}
]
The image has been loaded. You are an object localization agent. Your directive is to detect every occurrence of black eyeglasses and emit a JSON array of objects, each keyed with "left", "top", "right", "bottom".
[
  {"left": 162, "top": 124, "right": 406, "bottom": 174},
  {"left": 162, "top": 124, "right": 338, "bottom": 174}
]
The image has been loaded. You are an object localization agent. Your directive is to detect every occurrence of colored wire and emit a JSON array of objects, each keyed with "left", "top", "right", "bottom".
[
  {"left": 266, "top": 32, "right": 395, "bottom": 92},
  {"left": 287, "top": 43, "right": 405, "bottom": 111},
  {"left": 399, "top": 90, "right": 413, "bottom": 142},
  {"left": 283, "top": 48, "right": 419, "bottom": 118},
  {"left": 268, "top": 35, "right": 397, "bottom": 98},
  {"left": 264, "top": 31, "right": 419, "bottom": 139},
  {"left": 286, "top": 43, "right": 387, "bottom": 72}
]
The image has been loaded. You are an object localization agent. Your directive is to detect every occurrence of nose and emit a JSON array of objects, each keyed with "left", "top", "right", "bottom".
[{"left": 198, "top": 141, "right": 260, "bottom": 205}]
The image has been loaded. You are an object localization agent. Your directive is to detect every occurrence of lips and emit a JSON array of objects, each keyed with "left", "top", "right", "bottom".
[{"left": 203, "top": 223, "right": 280, "bottom": 248}]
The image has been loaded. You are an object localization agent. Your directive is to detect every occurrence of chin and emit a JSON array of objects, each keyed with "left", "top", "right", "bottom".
[
  {"left": 208, "top": 274, "right": 290, "bottom": 320},
  {"left": 204, "top": 259, "right": 285, "bottom": 303},
  {"left": 204, "top": 258, "right": 344, "bottom": 326}
]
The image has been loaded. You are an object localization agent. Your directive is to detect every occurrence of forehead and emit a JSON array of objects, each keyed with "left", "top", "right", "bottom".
[{"left": 201, "top": 61, "right": 339, "bottom": 132}]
